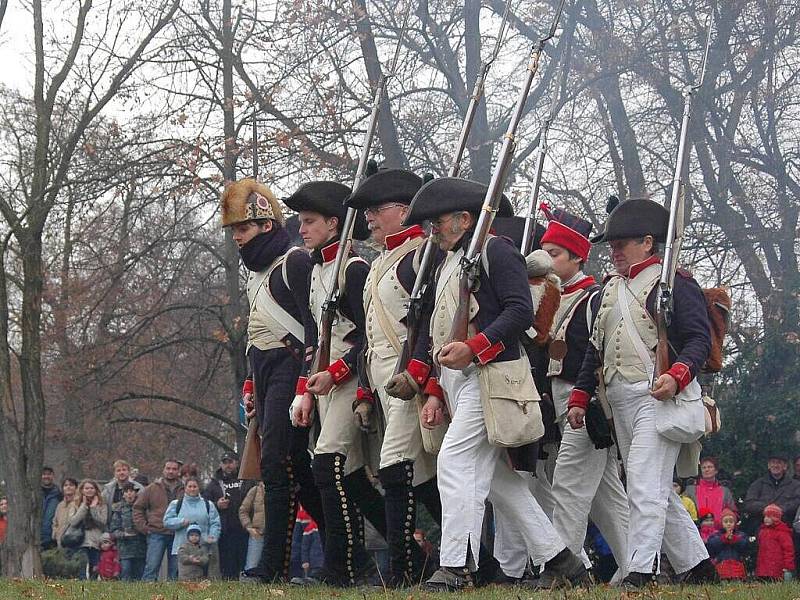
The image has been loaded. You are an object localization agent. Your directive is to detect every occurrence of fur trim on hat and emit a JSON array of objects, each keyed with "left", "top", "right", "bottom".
[{"left": 221, "top": 178, "right": 285, "bottom": 228}]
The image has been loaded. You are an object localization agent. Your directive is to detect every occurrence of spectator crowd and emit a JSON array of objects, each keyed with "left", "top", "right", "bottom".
[{"left": 1, "top": 451, "right": 799, "bottom": 584}]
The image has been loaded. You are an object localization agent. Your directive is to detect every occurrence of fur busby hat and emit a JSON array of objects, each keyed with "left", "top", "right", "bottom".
[
  {"left": 283, "top": 181, "right": 370, "bottom": 240},
  {"left": 539, "top": 201, "right": 593, "bottom": 261},
  {"left": 591, "top": 197, "right": 669, "bottom": 244},
  {"left": 403, "top": 177, "right": 514, "bottom": 226},
  {"left": 492, "top": 216, "right": 546, "bottom": 252},
  {"left": 220, "top": 178, "right": 285, "bottom": 228},
  {"left": 345, "top": 168, "right": 423, "bottom": 209}
]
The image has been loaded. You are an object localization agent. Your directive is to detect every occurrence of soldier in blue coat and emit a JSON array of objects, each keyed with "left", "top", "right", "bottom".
[
  {"left": 568, "top": 198, "right": 716, "bottom": 588},
  {"left": 221, "top": 179, "right": 323, "bottom": 583},
  {"left": 406, "top": 177, "right": 590, "bottom": 591}
]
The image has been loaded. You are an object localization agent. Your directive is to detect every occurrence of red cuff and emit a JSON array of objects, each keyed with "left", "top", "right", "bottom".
[
  {"left": 326, "top": 359, "right": 351, "bottom": 384},
  {"left": 423, "top": 377, "right": 444, "bottom": 400},
  {"left": 406, "top": 359, "right": 431, "bottom": 386},
  {"left": 295, "top": 377, "right": 308, "bottom": 395},
  {"left": 242, "top": 379, "right": 254, "bottom": 395},
  {"left": 666, "top": 362, "right": 692, "bottom": 391},
  {"left": 568, "top": 389, "right": 590, "bottom": 411},
  {"left": 356, "top": 387, "right": 375, "bottom": 404},
  {"left": 464, "top": 333, "right": 505, "bottom": 365}
]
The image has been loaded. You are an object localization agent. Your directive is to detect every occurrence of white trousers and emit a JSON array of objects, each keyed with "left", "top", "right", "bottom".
[
  {"left": 438, "top": 366, "right": 564, "bottom": 570},
  {"left": 528, "top": 443, "right": 557, "bottom": 519},
  {"left": 369, "top": 353, "right": 437, "bottom": 486},
  {"left": 607, "top": 377, "right": 708, "bottom": 574},
  {"left": 315, "top": 377, "right": 365, "bottom": 476},
  {"left": 550, "top": 378, "right": 629, "bottom": 572}
]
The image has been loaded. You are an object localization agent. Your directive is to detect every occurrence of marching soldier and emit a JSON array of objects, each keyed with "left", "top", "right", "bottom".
[
  {"left": 343, "top": 169, "right": 443, "bottom": 587},
  {"left": 221, "top": 179, "right": 324, "bottom": 583},
  {"left": 284, "top": 181, "right": 386, "bottom": 586},
  {"left": 568, "top": 198, "right": 717, "bottom": 587},
  {"left": 406, "top": 177, "right": 590, "bottom": 591},
  {"left": 538, "top": 202, "right": 629, "bottom": 576}
]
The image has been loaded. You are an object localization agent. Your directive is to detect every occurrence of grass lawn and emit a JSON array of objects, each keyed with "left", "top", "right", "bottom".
[{"left": 1, "top": 580, "right": 800, "bottom": 600}]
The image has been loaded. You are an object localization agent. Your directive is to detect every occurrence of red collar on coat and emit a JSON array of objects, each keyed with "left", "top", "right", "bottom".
[
  {"left": 385, "top": 225, "right": 425, "bottom": 250},
  {"left": 626, "top": 255, "right": 662, "bottom": 279},
  {"left": 320, "top": 240, "right": 339, "bottom": 263},
  {"left": 562, "top": 275, "right": 596, "bottom": 295}
]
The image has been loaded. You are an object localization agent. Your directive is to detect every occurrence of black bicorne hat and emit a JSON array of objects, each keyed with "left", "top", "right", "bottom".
[
  {"left": 344, "top": 169, "right": 423, "bottom": 209},
  {"left": 591, "top": 197, "right": 669, "bottom": 244},
  {"left": 492, "top": 216, "right": 545, "bottom": 251},
  {"left": 403, "top": 177, "right": 514, "bottom": 226},
  {"left": 284, "top": 181, "right": 370, "bottom": 240}
]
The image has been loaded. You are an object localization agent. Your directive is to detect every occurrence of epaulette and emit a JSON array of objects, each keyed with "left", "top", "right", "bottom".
[{"left": 602, "top": 272, "right": 614, "bottom": 284}]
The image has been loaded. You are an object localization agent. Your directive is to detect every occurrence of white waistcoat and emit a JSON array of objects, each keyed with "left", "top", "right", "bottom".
[
  {"left": 431, "top": 248, "right": 479, "bottom": 357},
  {"left": 246, "top": 249, "right": 303, "bottom": 354},
  {"left": 590, "top": 263, "right": 661, "bottom": 385},
  {"left": 309, "top": 257, "right": 364, "bottom": 361},
  {"left": 363, "top": 236, "right": 425, "bottom": 361}
]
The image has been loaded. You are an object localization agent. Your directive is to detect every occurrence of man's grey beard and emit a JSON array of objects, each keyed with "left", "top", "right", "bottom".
[{"left": 430, "top": 220, "right": 463, "bottom": 247}]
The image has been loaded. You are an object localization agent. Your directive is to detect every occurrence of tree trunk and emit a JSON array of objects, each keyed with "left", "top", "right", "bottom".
[
  {"left": 221, "top": 0, "right": 247, "bottom": 452},
  {"left": 352, "top": 0, "right": 406, "bottom": 168},
  {"left": 462, "top": 0, "right": 492, "bottom": 182}
]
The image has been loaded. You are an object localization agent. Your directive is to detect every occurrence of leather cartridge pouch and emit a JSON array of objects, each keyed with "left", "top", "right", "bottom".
[{"left": 478, "top": 351, "right": 544, "bottom": 447}]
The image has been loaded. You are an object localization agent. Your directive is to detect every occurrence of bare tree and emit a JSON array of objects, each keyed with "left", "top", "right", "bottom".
[{"left": 0, "top": 0, "right": 179, "bottom": 576}]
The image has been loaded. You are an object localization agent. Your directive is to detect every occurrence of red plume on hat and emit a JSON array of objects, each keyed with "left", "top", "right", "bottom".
[{"left": 538, "top": 201, "right": 592, "bottom": 261}]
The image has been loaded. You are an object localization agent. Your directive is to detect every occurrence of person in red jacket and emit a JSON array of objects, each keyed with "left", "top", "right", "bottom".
[
  {"left": 755, "top": 504, "right": 795, "bottom": 581},
  {"left": 97, "top": 533, "right": 121, "bottom": 580}
]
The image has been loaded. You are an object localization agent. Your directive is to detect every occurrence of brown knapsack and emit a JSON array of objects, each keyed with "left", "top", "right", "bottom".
[{"left": 702, "top": 287, "right": 731, "bottom": 372}]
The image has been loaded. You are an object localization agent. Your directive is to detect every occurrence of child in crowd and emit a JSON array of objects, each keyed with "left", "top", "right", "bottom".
[
  {"left": 673, "top": 478, "right": 698, "bottom": 521},
  {"left": 706, "top": 507, "right": 749, "bottom": 580},
  {"left": 97, "top": 533, "right": 121, "bottom": 580},
  {"left": 698, "top": 507, "right": 717, "bottom": 543},
  {"left": 110, "top": 482, "right": 147, "bottom": 581},
  {"left": 178, "top": 524, "right": 209, "bottom": 581},
  {"left": 755, "top": 504, "right": 795, "bottom": 581}
]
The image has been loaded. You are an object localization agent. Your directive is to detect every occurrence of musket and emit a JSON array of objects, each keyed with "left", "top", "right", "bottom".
[
  {"left": 316, "top": 4, "right": 412, "bottom": 373},
  {"left": 520, "top": 43, "right": 570, "bottom": 256},
  {"left": 449, "top": 0, "right": 567, "bottom": 344},
  {"left": 653, "top": 15, "right": 714, "bottom": 384},
  {"left": 252, "top": 109, "right": 259, "bottom": 178},
  {"left": 393, "top": 1, "right": 514, "bottom": 377}
]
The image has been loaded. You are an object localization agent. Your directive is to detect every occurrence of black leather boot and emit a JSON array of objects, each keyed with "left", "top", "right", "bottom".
[
  {"left": 379, "top": 461, "right": 437, "bottom": 587},
  {"left": 242, "top": 457, "right": 298, "bottom": 582},
  {"left": 344, "top": 466, "right": 387, "bottom": 541},
  {"left": 413, "top": 476, "right": 442, "bottom": 524},
  {"left": 309, "top": 453, "right": 374, "bottom": 586}
]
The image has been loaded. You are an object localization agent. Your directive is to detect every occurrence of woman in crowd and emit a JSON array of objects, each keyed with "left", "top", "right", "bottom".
[
  {"left": 66, "top": 479, "right": 108, "bottom": 579},
  {"left": 685, "top": 457, "right": 735, "bottom": 527},
  {"left": 52, "top": 478, "right": 78, "bottom": 548},
  {"left": 163, "top": 476, "right": 221, "bottom": 578}
]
